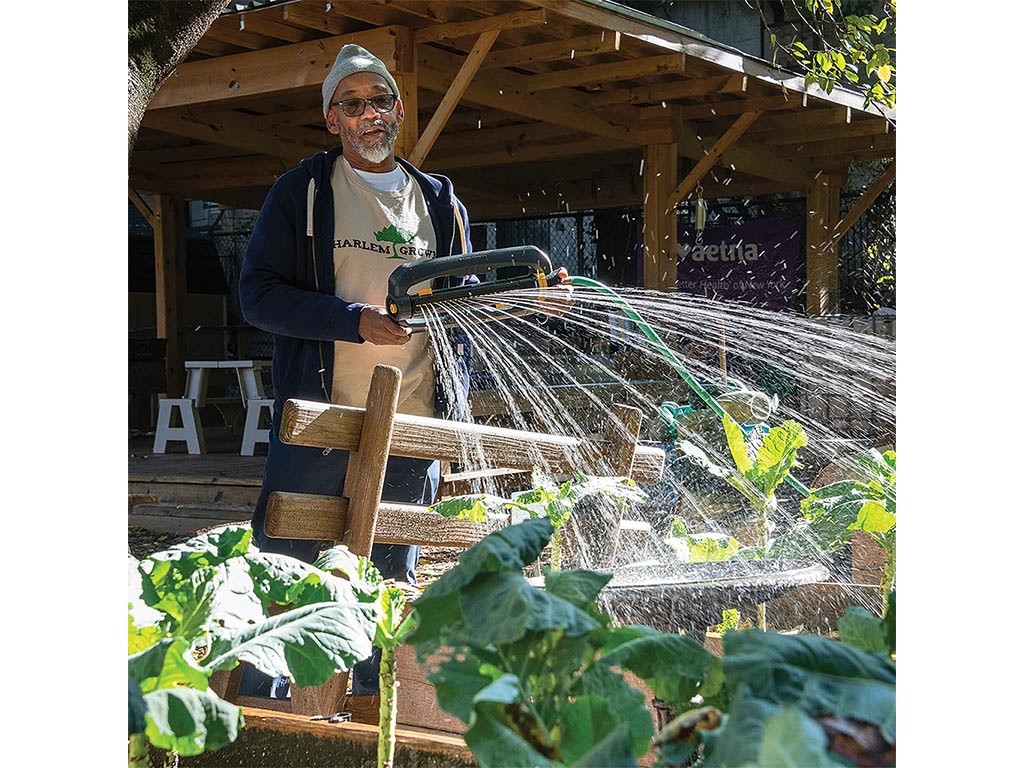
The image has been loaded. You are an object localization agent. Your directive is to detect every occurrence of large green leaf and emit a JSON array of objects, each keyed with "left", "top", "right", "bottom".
[
  {"left": 569, "top": 722, "right": 637, "bottom": 767},
  {"left": 722, "top": 631, "right": 895, "bottom": 741},
  {"left": 459, "top": 571, "right": 599, "bottom": 646},
  {"left": 427, "top": 651, "right": 505, "bottom": 723},
  {"left": 701, "top": 687, "right": 781, "bottom": 768},
  {"left": 246, "top": 553, "right": 364, "bottom": 611},
  {"left": 202, "top": 602, "right": 376, "bottom": 686},
  {"left": 838, "top": 607, "right": 888, "bottom": 655},
  {"left": 464, "top": 701, "right": 555, "bottom": 768},
  {"left": 753, "top": 420, "right": 807, "bottom": 497},
  {"left": 544, "top": 569, "right": 612, "bottom": 608},
  {"left": 571, "top": 664, "right": 653, "bottom": 758},
  {"left": 141, "top": 527, "right": 253, "bottom": 602},
  {"left": 558, "top": 696, "right": 622, "bottom": 764},
  {"left": 599, "top": 632, "right": 722, "bottom": 708},
  {"left": 757, "top": 707, "right": 839, "bottom": 767},
  {"left": 143, "top": 686, "right": 243, "bottom": 756},
  {"left": 129, "top": 638, "right": 209, "bottom": 694},
  {"left": 850, "top": 499, "right": 896, "bottom": 534}
]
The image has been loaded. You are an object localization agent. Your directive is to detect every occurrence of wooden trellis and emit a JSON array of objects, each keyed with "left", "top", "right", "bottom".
[{"left": 214, "top": 364, "right": 664, "bottom": 730}]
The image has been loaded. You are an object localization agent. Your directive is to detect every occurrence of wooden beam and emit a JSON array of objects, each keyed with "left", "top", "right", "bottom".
[
  {"left": 426, "top": 132, "right": 631, "bottom": 172},
  {"left": 805, "top": 171, "right": 843, "bottom": 315},
  {"left": 153, "top": 195, "right": 187, "bottom": 397},
  {"left": 417, "top": 44, "right": 666, "bottom": 145},
  {"left": 833, "top": 162, "right": 895, "bottom": 242},
  {"left": 279, "top": 398, "right": 666, "bottom": 483},
  {"left": 129, "top": 188, "right": 157, "bottom": 229},
  {"left": 141, "top": 107, "right": 327, "bottom": 161},
  {"left": 760, "top": 118, "right": 889, "bottom": 146},
  {"left": 413, "top": 9, "right": 547, "bottom": 43},
  {"left": 590, "top": 73, "right": 745, "bottom": 108},
  {"left": 527, "top": 53, "right": 685, "bottom": 92},
  {"left": 408, "top": 28, "right": 500, "bottom": 167},
  {"left": 148, "top": 26, "right": 411, "bottom": 110},
  {"left": 238, "top": 11, "right": 312, "bottom": 44},
  {"left": 482, "top": 31, "right": 621, "bottom": 70},
  {"left": 642, "top": 142, "right": 678, "bottom": 292},
  {"left": 675, "top": 117, "right": 811, "bottom": 186},
  {"left": 672, "top": 93, "right": 805, "bottom": 121},
  {"left": 667, "top": 110, "right": 763, "bottom": 208}
]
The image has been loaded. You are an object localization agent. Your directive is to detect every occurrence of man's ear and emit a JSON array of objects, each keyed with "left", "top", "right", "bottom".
[
  {"left": 326, "top": 107, "right": 341, "bottom": 136},
  {"left": 395, "top": 98, "right": 405, "bottom": 126}
]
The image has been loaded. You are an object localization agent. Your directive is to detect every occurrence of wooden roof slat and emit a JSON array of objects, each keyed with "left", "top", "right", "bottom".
[
  {"left": 280, "top": 2, "right": 363, "bottom": 35},
  {"left": 588, "top": 73, "right": 746, "bottom": 108},
  {"left": 205, "top": 16, "right": 279, "bottom": 50},
  {"left": 761, "top": 119, "right": 891, "bottom": 146},
  {"left": 239, "top": 11, "right": 315, "bottom": 44},
  {"left": 525, "top": 52, "right": 684, "bottom": 92},
  {"left": 413, "top": 8, "right": 547, "bottom": 43},
  {"left": 482, "top": 30, "right": 620, "bottom": 69}
]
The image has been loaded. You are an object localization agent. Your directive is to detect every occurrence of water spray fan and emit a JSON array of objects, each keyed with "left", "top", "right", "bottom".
[{"left": 386, "top": 246, "right": 566, "bottom": 332}]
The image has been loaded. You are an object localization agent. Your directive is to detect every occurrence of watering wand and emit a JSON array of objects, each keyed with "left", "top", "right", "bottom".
[
  {"left": 386, "top": 246, "right": 566, "bottom": 333},
  {"left": 567, "top": 275, "right": 811, "bottom": 498}
]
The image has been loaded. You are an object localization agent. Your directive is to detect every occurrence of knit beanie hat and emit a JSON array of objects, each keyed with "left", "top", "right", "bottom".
[{"left": 322, "top": 44, "right": 401, "bottom": 118}]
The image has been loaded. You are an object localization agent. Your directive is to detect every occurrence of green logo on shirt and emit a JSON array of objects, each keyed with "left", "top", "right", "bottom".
[{"left": 375, "top": 225, "right": 415, "bottom": 257}]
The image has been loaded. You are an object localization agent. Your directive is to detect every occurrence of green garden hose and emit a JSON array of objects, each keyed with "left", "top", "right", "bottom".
[{"left": 569, "top": 275, "right": 811, "bottom": 498}]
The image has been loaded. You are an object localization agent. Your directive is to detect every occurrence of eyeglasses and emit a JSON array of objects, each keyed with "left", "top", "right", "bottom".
[{"left": 329, "top": 94, "right": 398, "bottom": 118}]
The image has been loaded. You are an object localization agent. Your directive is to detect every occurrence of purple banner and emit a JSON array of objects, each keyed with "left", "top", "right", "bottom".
[{"left": 677, "top": 216, "right": 801, "bottom": 310}]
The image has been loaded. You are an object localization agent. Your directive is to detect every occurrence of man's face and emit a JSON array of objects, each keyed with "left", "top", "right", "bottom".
[{"left": 326, "top": 72, "right": 404, "bottom": 167}]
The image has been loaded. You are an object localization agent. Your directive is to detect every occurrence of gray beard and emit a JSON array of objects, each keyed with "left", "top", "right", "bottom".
[{"left": 342, "top": 119, "right": 399, "bottom": 164}]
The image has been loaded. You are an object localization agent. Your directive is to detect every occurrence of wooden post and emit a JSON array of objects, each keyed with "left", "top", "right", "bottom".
[
  {"left": 153, "top": 194, "right": 187, "bottom": 397},
  {"left": 290, "top": 365, "right": 402, "bottom": 718},
  {"left": 642, "top": 143, "right": 678, "bottom": 292},
  {"left": 392, "top": 27, "right": 418, "bottom": 161},
  {"left": 805, "top": 172, "right": 842, "bottom": 315}
]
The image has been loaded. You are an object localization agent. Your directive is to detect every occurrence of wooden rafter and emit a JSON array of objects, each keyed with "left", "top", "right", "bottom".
[
  {"left": 147, "top": 26, "right": 411, "bottom": 110},
  {"left": 832, "top": 162, "right": 895, "bottom": 242},
  {"left": 413, "top": 9, "right": 547, "bottom": 43},
  {"left": 128, "top": 188, "right": 157, "bottom": 228},
  {"left": 482, "top": 31, "right": 621, "bottom": 70},
  {"left": 668, "top": 110, "right": 764, "bottom": 208},
  {"left": 589, "top": 73, "right": 746, "bottom": 108},
  {"left": 672, "top": 93, "right": 805, "bottom": 121},
  {"left": 762, "top": 119, "right": 891, "bottom": 146},
  {"left": 408, "top": 28, "right": 501, "bottom": 167},
  {"left": 526, "top": 52, "right": 685, "bottom": 92}
]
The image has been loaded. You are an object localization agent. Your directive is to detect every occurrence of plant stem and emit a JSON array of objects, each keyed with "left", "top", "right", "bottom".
[
  {"left": 757, "top": 501, "right": 769, "bottom": 631},
  {"left": 879, "top": 532, "right": 896, "bottom": 616},
  {"left": 377, "top": 644, "right": 398, "bottom": 768},
  {"left": 128, "top": 733, "right": 149, "bottom": 768}
]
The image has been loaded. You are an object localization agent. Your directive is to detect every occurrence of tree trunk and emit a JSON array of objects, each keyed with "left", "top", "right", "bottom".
[{"left": 128, "top": 0, "right": 224, "bottom": 164}]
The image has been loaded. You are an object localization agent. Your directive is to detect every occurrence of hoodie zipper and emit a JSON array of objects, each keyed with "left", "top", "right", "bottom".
[{"left": 309, "top": 181, "right": 329, "bottom": 402}]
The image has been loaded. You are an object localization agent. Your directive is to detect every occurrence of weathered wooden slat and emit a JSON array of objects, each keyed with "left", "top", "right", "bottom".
[
  {"left": 265, "top": 492, "right": 505, "bottom": 547},
  {"left": 482, "top": 31, "right": 621, "bottom": 70},
  {"left": 527, "top": 53, "right": 685, "bottom": 92},
  {"left": 413, "top": 9, "right": 547, "bottom": 43},
  {"left": 279, "top": 399, "right": 665, "bottom": 483}
]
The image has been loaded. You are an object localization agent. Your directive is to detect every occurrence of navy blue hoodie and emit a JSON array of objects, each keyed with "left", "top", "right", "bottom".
[{"left": 239, "top": 145, "right": 474, "bottom": 419}]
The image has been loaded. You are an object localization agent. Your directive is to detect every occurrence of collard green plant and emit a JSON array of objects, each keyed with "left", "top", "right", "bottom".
[
  {"left": 792, "top": 448, "right": 896, "bottom": 602},
  {"left": 373, "top": 584, "right": 419, "bottom": 768},
  {"left": 664, "top": 518, "right": 741, "bottom": 564},
  {"left": 431, "top": 469, "right": 647, "bottom": 570},
  {"left": 655, "top": 592, "right": 896, "bottom": 767},
  {"left": 128, "top": 526, "right": 381, "bottom": 765},
  {"left": 406, "top": 518, "right": 723, "bottom": 768}
]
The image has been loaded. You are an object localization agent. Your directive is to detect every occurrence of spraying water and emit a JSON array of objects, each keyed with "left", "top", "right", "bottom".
[{"left": 420, "top": 280, "right": 895, "bottom": 630}]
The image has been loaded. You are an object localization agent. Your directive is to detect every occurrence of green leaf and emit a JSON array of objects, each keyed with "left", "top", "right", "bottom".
[
  {"left": 877, "top": 64, "right": 892, "bottom": 82},
  {"left": 544, "top": 569, "right": 613, "bottom": 608},
  {"left": 376, "top": 586, "right": 407, "bottom": 644},
  {"left": 753, "top": 420, "right": 807, "bottom": 497},
  {"left": 247, "top": 553, "right": 364, "bottom": 611},
  {"left": 883, "top": 592, "right": 896, "bottom": 655},
  {"left": 572, "top": 665, "right": 654, "bottom": 758},
  {"left": 838, "top": 607, "right": 888, "bottom": 655},
  {"left": 850, "top": 500, "right": 896, "bottom": 534},
  {"left": 312, "top": 545, "right": 383, "bottom": 601},
  {"left": 464, "top": 701, "right": 555, "bottom": 768},
  {"left": 460, "top": 571, "right": 599, "bottom": 646},
  {"left": 203, "top": 601, "right": 377, "bottom": 687},
  {"left": 431, "top": 494, "right": 512, "bottom": 523},
  {"left": 129, "top": 638, "right": 209, "bottom": 695},
  {"left": 599, "top": 633, "right": 722, "bottom": 708},
  {"left": 428, "top": 651, "right": 505, "bottom": 723},
  {"left": 722, "top": 414, "right": 753, "bottom": 475},
  {"left": 559, "top": 696, "right": 623, "bottom": 764},
  {"left": 129, "top": 677, "right": 147, "bottom": 736},
  {"left": 143, "top": 686, "right": 243, "bottom": 757},
  {"left": 701, "top": 687, "right": 781, "bottom": 767},
  {"left": 757, "top": 707, "right": 838, "bottom": 767},
  {"left": 569, "top": 722, "right": 636, "bottom": 767}
]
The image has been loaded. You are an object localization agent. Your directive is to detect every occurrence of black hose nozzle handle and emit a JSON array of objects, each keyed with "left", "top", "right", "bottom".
[{"left": 387, "top": 246, "right": 554, "bottom": 321}]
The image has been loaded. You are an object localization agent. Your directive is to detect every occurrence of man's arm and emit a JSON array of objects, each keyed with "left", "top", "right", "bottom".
[{"left": 239, "top": 177, "right": 366, "bottom": 343}]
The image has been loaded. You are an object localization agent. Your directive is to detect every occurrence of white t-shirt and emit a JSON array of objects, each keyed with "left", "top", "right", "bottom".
[{"left": 330, "top": 157, "right": 437, "bottom": 417}]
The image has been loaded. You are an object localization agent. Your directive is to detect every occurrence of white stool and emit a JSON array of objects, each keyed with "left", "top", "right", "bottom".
[
  {"left": 241, "top": 398, "right": 273, "bottom": 456},
  {"left": 153, "top": 398, "right": 206, "bottom": 455}
]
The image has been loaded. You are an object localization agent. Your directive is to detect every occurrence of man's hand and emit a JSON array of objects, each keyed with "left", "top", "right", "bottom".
[
  {"left": 537, "top": 267, "right": 574, "bottom": 318},
  {"left": 359, "top": 305, "right": 412, "bottom": 345}
]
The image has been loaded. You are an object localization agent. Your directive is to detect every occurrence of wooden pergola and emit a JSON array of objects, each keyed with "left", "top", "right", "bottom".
[{"left": 129, "top": 0, "right": 895, "bottom": 396}]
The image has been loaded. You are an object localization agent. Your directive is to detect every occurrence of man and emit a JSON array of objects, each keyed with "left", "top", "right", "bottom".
[{"left": 237, "top": 44, "right": 476, "bottom": 696}]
